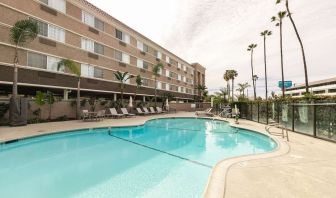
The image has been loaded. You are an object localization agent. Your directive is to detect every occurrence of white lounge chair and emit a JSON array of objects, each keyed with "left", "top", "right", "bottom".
[
  {"left": 143, "top": 107, "right": 155, "bottom": 114},
  {"left": 121, "top": 108, "right": 135, "bottom": 117},
  {"left": 149, "top": 107, "right": 158, "bottom": 114},
  {"left": 82, "top": 110, "right": 90, "bottom": 121},
  {"left": 156, "top": 107, "right": 167, "bottom": 114},
  {"left": 94, "top": 110, "right": 106, "bottom": 121},
  {"left": 136, "top": 108, "right": 148, "bottom": 115},
  {"left": 195, "top": 108, "right": 214, "bottom": 117},
  {"left": 107, "top": 108, "right": 124, "bottom": 119}
]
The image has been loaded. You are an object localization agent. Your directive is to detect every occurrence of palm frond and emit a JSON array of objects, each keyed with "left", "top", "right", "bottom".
[
  {"left": 58, "top": 59, "right": 80, "bottom": 76},
  {"left": 10, "top": 19, "right": 38, "bottom": 46}
]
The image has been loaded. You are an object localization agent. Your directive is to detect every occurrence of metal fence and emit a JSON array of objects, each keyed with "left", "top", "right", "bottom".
[{"left": 235, "top": 102, "right": 336, "bottom": 143}]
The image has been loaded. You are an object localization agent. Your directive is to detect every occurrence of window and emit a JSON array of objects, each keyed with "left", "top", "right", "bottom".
[
  {"left": 28, "top": 52, "right": 47, "bottom": 69},
  {"left": 137, "top": 59, "right": 148, "bottom": 69},
  {"left": 81, "top": 38, "right": 104, "bottom": 55},
  {"left": 155, "top": 51, "right": 162, "bottom": 59},
  {"left": 137, "top": 41, "right": 148, "bottom": 52},
  {"left": 182, "top": 76, "right": 186, "bottom": 82},
  {"left": 115, "top": 50, "right": 130, "bottom": 64},
  {"left": 40, "top": 0, "right": 66, "bottom": 13},
  {"left": 177, "top": 62, "right": 182, "bottom": 69},
  {"left": 178, "top": 74, "right": 182, "bottom": 81},
  {"left": 115, "top": 29, "right": 130, "bottom": 44},
  {"left": 81, "top": 64, "right": 103, "bottom": 79},
  {"left": 81, "top": 38, "right": 94, "bottom": 52},
  {"left": 156, "top": 82, "right": 162, "bottom": 89},
  {"left": 165, "top": 70, "right": 170, "bottom": 77},
  {"left": 166, "top": 56, "right": 170, "bottom": 63},
  {"left": 183, "top": 65, "right": 187, "bottom": 71},
  {"left": 142, "top": 79, "right": 149, "bottom": 86},
  {"left": 329, "top": 89, "right": 336, "bottom": 93},
  {"left": 161, "top": 83, "right": 166, "bottom": 90},
  {"left": 48, "top": 24, "right": 65, "bottom": 43},
  {"left": 35, "top": 19, "right": 65, "bottom": 43},
  {"left": 82, "top": 11, "right": 94, "bottom": 27},
  {"left": 47, "top": 56, "right": 62, "bottom": 72},
  {"left": 313, "top": 90, "right": 326, "bottom": 94},
  {"left": 82, "top": 11, "right": 105, "bottom": 31},
  {"left": 166, "top": 84, "right": 170, "bottom": 91},
  {"left": 94, "top": 67, "right": 103, "bottom": 78},
  {"left": 94, "top": 43, "right": 104, "bottom": 55}
]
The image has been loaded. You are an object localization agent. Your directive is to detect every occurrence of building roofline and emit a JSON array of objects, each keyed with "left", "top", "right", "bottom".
[
  {"left": 286, "top": 77, "right": 336, "bottom": 91},
  {"left": 75, "top": 0, "right": 194, "bottom": 66}
]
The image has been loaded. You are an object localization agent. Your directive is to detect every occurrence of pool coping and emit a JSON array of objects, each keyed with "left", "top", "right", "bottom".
[
  {"left": 0, "top": 115, "right": 289, "bottom": 198},
  {"left": 203, "top": 119, "right": 290, "bottom": 198}
]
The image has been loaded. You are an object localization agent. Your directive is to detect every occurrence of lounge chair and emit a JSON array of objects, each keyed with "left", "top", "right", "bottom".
[
  {"left": 121, "top": 108, "right": 135, "bottom": 117},
  {"left": 94, "top": 110, "right": 106, "bottom": 121},
  {"left": 136, "top": 108, "right": 148, "bottom": 115},
  {"left": 143, "top": 107, "right": 155, "bottom": 114},
  {"left": 156, "top": 107, "right": 167, "bottom": 114},
  {"left": 149, "top": 107, "right": 158, "bottom": 114},
  {"left": 195, "top": 108, "right": 214, "bottom": 117},
  {"left": 82, "top": 110, "right": 90, "bottom": 121},
  {"left": 107, "top": 108, "right": 124, "bottom": 119}
]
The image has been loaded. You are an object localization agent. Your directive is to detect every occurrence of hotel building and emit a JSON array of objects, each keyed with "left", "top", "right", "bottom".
[{"left": 0, "top": 0, "right": 206, "bottom": 102}]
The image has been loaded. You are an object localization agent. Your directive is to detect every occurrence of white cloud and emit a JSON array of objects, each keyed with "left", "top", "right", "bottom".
[{"left": 88, "top": 0, "right": 336, "bottom": 97}]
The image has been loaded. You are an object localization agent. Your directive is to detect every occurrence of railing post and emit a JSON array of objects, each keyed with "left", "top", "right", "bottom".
[
  {"left": 277, "top": 102, "right": 280, "bottom": 123},
  {"left": 257, "top": 102, "right": 260, "bottom": 123},
  {"left": 250, "top": 102, "right": 253, "bottom": 120},
  {"left": 292, "top": 103, "right": 295, "bottom": 132},
  {"left": 313, "top": 104, "right": 317, "bottom": 137},
  {"left": 266, "top": 101, "right": 269, "bottom": 125}
]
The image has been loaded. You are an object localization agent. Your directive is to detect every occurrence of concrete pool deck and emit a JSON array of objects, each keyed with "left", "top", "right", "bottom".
[{"left": 0, "top": 112, "right": 335, "bottom": 198}]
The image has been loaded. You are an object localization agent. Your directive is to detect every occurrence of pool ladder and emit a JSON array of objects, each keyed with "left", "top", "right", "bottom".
[{"left": 265, "top": 122, "right": 289, "bottom": 141}]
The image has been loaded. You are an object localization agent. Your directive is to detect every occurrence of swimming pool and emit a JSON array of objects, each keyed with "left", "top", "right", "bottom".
[{"left": 0, "top": 118, "right": 277, "bottom": 198}]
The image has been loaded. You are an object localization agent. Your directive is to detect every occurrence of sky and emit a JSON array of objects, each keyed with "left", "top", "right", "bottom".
[{"left": 87, "top": 0, "right": 336, "bottom": 97}]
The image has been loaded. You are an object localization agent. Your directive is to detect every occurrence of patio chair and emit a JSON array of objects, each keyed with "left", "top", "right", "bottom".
[
  {"left": 143, "top": 107, "right": 155, "bottom": 114},
  {"left": 195, "top": 108, "right": 214, "bottom": 117},
  {"left": 136, "top": 108, "right": 148, "bottom": 116},
  {"left": 94, "top": 110, "right": 106, "bottom": 121},
  {"left": 156, "top": 107, "right": 167, "bottom": 114},
  {"left": 107, "top": 108, "right": 124, "bottom": 119},
  {"left": 121, "top": 108, "right": 136, "bottom": 117},
  {"left": 149, "top": 107, "right": 158, "bottom": 114},
  {"left": 82, "top": 110, "right": 90, "bottom": 121}
]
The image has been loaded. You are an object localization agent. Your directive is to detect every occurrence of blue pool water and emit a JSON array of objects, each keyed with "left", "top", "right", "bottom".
[{"left": 0, "top": 118, "right": 276, "bottom": 198}]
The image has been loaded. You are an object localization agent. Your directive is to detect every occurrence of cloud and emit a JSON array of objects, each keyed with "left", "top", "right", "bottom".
[{"left": 88, "top": 0, "right": 336, "bottom": 97}]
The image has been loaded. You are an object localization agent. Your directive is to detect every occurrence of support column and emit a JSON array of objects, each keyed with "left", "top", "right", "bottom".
[
  {"left": 114, "top": 93, "right": 117, "bottom": 101},
  {"left": 143, "top": 96, "right": 146, "bottom": 102},
  {"left": 63, "top": 90, "right": 69, "bottom": 101}
]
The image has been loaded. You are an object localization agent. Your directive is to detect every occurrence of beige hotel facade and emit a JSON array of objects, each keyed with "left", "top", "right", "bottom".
[{"left": 0, "top": 0, "right": 206, "bottom": 102}]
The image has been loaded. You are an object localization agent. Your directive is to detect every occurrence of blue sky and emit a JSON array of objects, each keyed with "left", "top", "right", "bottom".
[{"left": 88, "top": 0, "right": 336, "bottom": 97}]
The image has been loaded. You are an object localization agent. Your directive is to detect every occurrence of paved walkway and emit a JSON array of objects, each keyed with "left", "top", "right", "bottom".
[{"left": 1, "top": 112, "right": 335, "bottom": 198}]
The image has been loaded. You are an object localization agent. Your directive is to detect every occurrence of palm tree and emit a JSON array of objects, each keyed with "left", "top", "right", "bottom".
[
  {"left": 196, "top": 85, "right": 207, "bottom": 102},
  {"left": 252, "top": 75, "right": 259, "bottom": 97},
  {"left": 152, "top": 63, "right": 164, "bottom": 106},
  {"left": 134, "top": 74, "right": 143, "bottom": 101},
  {"left": 272, "top": 11, "right": 287, "bottom": 97},
  {"left": 114, "top": 71, "right": 133, "bottom": 107},
  {"left": 277, "top": 0, "right": 309, "bottom": 94},
  {"left": 228, "top": 70, "right": 238, "bottom": 101},
  {"left": 260, "top": 30, "right": 272, "bottom": 100},
  {"left": 58, "top": 59, "right": 81, "bottom": 119},
  {"left": 216, "top": 87, "right": 228, "bottom": 102},
  {"left": 247, "top": 44, "right": 258, "bottom": 100},
  {"left": 9, "top": 19, "right": 38, "bottom": 125},
  {"left": 237, "top": 82, "right": 251, "bottom": 98},
  {"left": 223, "top": 70, "right": 231, "bottom": 101}
]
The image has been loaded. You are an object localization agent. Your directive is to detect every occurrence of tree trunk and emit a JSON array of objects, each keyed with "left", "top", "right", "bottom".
[
  {"left": 12, "top": 49, "right": 19, "bottom": 99},
  {"left": 280, "top": 20, "right": 285, "bottom": 97},
  {"left": 121, "top": 85, "right": 124, "bottom": 107},
  {"left": 227, "top": 81, "right": 230, "bottom": 102},
  {"left": 263, "top": 36, "right": 268, "bottom": 100},
  {"left": 286, "top": 0, "right": 309, "bottom": 94},
  {"left": 250, "top": 50, "right": 256, "bottom": 100},
  {"left": 154, "top": 77, "right": 157, "bottom": 107},
  {"left": 76, "top": 78, "right": 81, "bottom": 119}
]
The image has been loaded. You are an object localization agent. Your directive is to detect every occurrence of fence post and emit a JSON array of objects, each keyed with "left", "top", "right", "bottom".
[
  {"left": 277, "top": 102, "right": 280, "bottom": 123},
  {"left": 257, "top": 102, "right": 260, "bottom": 123},
  {"left": 266, "top": 101, "right": 269, "bottom": 125},
  {"left": 313, "top": 104, "right": 317, "bottom": 137},
  {"left": 292, "top": 104, "right": 295, "bottom": 132},
  {"left": 250, "top": 102, "right": 253, "bottom": 120}
]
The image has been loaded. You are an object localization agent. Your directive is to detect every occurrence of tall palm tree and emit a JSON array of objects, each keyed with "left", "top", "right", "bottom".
[
  {"left": 58, "top": 59, "right": 81, "bottom": 119},
  {"left": 152, "top": 63, "right": 164, "bottom": 106},
  {"left": 252, "top": 75, "right": 259, "bottom": 97},
  {"left": 134, "top": 74, "right": 143, "bottom": 101},
  {"left": 237, "top": 82, "right": 251, "bottom": 98},
  {"left": 260, "top": 30, "right": 272, "bottom": 100},
  {"left": 9, "top": 19, "right": 38, "bottom": 125},
  {"left": 277, "top": 0, "right": 309, "bottom": 94},
  {"left": 223, "top": 70, "right": 231, "bottom": 101},
  {"left": 114, "top": 71, "right": 133, "bottom": 107},
  {"left": 272, "top": 11, "right": 287, "bottom": 97},
  {"left": 228, "top": 70, "right": 238, "bottom": 101},
  {"left": 247, "top": 44, "right": 258, "bottom": 100}
]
